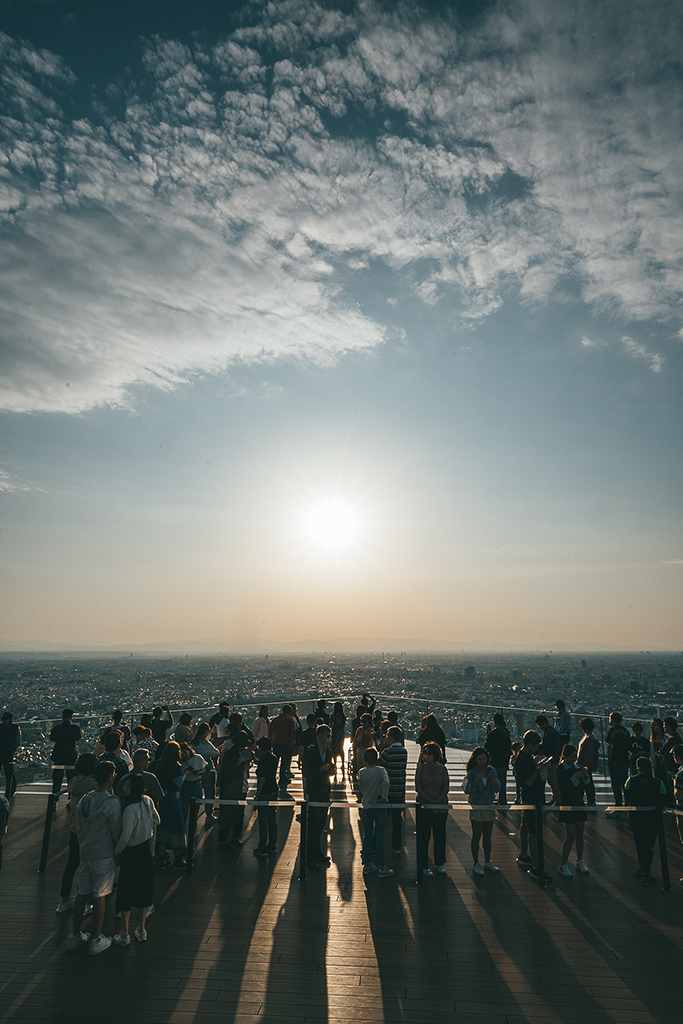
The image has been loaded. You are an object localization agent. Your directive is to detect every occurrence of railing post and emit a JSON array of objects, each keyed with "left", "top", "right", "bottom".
[
  {"left": 185, "top": 798, "right": 199, "bottom": 877},
  {"left": 298, "top": 801, "right": 307, "bottom": 882},
  {"left": 535, "top": 804, "right": 546, "bottom": 889},
  {"left": 657, "top": 806, "right": 670, "bottom": 891},
  {"left": 416, "top": 805, "right": 423, "bottom": 885},
  {"left": 38, "top": 792, "right": 57, "bottom": 873}
]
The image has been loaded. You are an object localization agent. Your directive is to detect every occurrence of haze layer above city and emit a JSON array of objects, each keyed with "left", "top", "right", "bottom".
[{"left": 1, "top": 0, "right": 681, "bottom": 653}]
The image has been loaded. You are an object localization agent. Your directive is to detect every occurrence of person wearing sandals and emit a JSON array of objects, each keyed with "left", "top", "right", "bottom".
[
  {"left": 415, "top": 741, "right": 449, "bottom": 877},
  {"left": 464, "top": 747, "right": 500, "bottom": 876},
  {"left": 556, "top": 744, "right": 590, "bottom": 877},
  {"left": 113, "top": 775, "right": 160, "bottom": 945}
]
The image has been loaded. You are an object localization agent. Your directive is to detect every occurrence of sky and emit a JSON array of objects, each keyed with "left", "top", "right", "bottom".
[{"left": 0, "top": 0, "right": 682, "bottom": 650}]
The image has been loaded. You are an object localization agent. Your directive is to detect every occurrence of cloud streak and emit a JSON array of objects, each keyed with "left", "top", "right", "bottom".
[{"left": 1, "top": 0, "right": 681, "bottom": 412}]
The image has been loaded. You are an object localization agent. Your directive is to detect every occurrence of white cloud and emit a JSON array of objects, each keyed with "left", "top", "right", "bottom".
[
  {"left": 1, "top": 2, "right": 682, "bottom": 412},
  {"left": 621, "top": 336, "right": 664, "bottom": 373},
  {"left": 0, "top": 469, "right": 31, "bottom": 492}
]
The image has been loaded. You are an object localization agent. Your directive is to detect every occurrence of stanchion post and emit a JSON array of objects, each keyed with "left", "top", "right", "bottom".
[
  {"left": 657, "top": 805, "right": 670, "bottom": 891},
  {"left": 535, "top": 804, "right": 546, "bottom": 890},
  {"left": 416, "top": 804, "right": 423, "bottom": 885},
  {"left": 298, "top": 801, "right": 307, "bottom": 882},
  {"left": 38, "top": 792, "right": 56, "bottom": 873},
  {"left": 186, "top": 798, "right": 199, "bottom": 877}
]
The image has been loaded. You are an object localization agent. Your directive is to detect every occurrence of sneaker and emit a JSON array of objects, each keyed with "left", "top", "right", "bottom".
[
  {"left": 146, "top": 904, "right": 155, "bottom": 917},
  {"left": 112, "top": 933, "right": 130, "bottom": 947},
  {"left": 56, "top": 898, "right": 74, "bottom": 913},
  {"left": 558, "top": 864, "right": 572, "bottom": 878},
  {"left": 377, "top": 867, "right": 394, "bottom": 878},
  {"left": 88, "top": 934, "right": 112, "bottom": 956},
  {"left": 363, "top": 864, "right": 377, "bottom": 875},
  {"left": 527, "top": 867, "right": 553, "bottom": 882},
  {"left": 435, "top": 865, "right": 446, "bottom": 874},
  {"left": 633, "top": 868, "right": 642, "bottom": 878},
  {"left": 473, "top": 862, "right": 485, "bottom": 876},
  {"left": 253, "top": 849, "right": 268, "bottom": 858},
  {"left": 266, "top": 847, "right": 277, "bottom": 854},
  {"left": 67, "top": 931, "right": 90, "bottom": 952},
  {"left": 422, "top": 868, "right": 434, "bottom": 877},
  {"left": 484, "top": 860, "right": 500, "bottom": 873},
  {"left": 516, "top": 854, "right": 532, "bottom": 866},
  {"left": 83, "top": 903, "right": 93, "bottom": 917},
  {"left": 135, "top": 929, "right": 147, "bottom": 942},
  {"left": 575, "top": 860, "right": 589, "bottom": 875},
  {"left": 231, "top": 838, "right": 244, "bottom": 848},
  {"left": 393, "top": 849, "right": 401, "bottom": 857},
  {"left": 641, "top": 875, "right": 657, "bottom": 887}
]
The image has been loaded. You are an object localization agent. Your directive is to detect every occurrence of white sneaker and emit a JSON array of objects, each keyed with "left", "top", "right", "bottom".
[
  {"left": 484, "top": 860, "right": 500, "bottom": 873},
  {"left": 377, "top": 867, "right": 394, "bottom": 878},
  {"left": 56, "top": 898, "right": 74, "bottom": 913},
  {"left": 575, "top": 860, "right": 589, "bottom": 874},
  {"left": 473, "top": 862, "right": 485, "bottom": 876},
  {"left": 113, "top": 933, "right": 130, "bottom": 947},
  {"left": 435, "top": 864, "right": 446, "bottom": 874},
  {"left": 558, "top": 863, "right": 572, "bottom": 878},
  {"left": 83, "top": 903, "right": 93, "bottom": 917},
  {"left": 422, "top": 868, "right": 434, "bottom": 877},
  {"left": 89, "top": 934, "right": 112, "bottom": 956},
  {"left": 146, "top": 904, "right": 155, "bottom": 917},
  {"left": 67, "top": 931, "right": 90, "bottom": 952},
  {"left": 363, "top": 864, "right": 377, "bottom": 874}
]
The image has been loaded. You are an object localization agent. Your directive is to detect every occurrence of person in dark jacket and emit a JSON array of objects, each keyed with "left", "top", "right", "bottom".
[
  {"left": 416, "top": 714, "right": 447, "bottom": 763},
  {"left": 624, "top": 757, "right": 667, "bottom": 886},
  {"left": 379, "top": 727, "right": 408, "bottom": 857},
  {"left": 0, "top": 712, "right": 21, "bottom": 799},
  {"left": 485, "top": 714, "right": 512, "bottom": 807},
  {"left": 302, "top": 725, "right": 335, "bottom": 869},
  {"left": 50, "top": 709, "right": 81, "bottom": 795}
]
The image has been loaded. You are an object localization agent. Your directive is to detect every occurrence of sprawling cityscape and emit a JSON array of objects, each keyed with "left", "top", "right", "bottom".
[{"left": 3, "top": 650, "right": 682, "bottom": 781}]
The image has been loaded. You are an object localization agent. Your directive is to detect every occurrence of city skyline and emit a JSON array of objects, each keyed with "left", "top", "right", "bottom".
[{"left": 1, "top": 0, "right": 682, "bottom": 650}]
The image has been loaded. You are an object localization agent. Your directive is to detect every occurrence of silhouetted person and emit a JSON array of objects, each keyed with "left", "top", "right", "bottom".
[
  {"left": 302, "top": 725, "right": 335, "bottom": 869},
  {"left": 0, "top": 712, "right": 21, "bottom": 799},
  {"left": 50, "top": 709, "right": 81, "bottom": 795}
]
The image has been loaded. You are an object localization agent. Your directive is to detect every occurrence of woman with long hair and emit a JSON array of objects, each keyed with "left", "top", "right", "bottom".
[
  {"left": 484, "top": 713, "right": 512, "bottom": 807},
  {"left": 353, "top": 714, "right": 375, "bottom": 783},
  {"left": 153, "top": 740, "right": 188, "bottom": 870},
  {"left": 556, "top": 744, "right": 590, "bottom": 877},
  {"left": 650, "top": 718, "right": 665, "bottom": 756},
  {"left": 252, "top": 706, "right": 270, "bottom": 743},
  {"left": 113, "top": 774, "right": 160, "bottom": 944},
  {"left": 416, "top": 714, "right": 447, "bottom": 763},
  {"left": 464, "top": 747, "right": 500, "bottom": 876}
]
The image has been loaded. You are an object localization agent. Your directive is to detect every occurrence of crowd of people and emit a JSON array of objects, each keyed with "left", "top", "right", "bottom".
[{"left": 0, "top": 696, "right": 681, "bottom": 952}]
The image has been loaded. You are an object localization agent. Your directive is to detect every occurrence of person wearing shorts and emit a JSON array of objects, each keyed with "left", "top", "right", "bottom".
[{"left": 68, "top": 762, "right": 121, "bottom": 957}]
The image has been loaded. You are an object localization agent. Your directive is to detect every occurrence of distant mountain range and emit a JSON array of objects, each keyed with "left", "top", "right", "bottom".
[{"left": 0, "top": 636, "right": 671, "bottom": 655}]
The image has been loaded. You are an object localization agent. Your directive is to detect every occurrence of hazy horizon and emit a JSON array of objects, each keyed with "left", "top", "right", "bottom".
[{"left": 1, "top": 1, "right": 681, "bottom": 651}]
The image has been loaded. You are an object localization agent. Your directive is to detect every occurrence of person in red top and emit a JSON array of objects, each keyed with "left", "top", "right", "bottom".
[{"left": 268, "top": 705, "right": 298, "bottom": 790}]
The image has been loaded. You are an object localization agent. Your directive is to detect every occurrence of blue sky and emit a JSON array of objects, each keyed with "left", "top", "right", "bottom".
[{"left": 1, "top": 0, "right": 681, "bottom": 648}]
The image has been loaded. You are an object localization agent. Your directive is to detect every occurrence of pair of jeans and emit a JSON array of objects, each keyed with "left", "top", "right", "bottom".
[
  {"left": 609, "top": 762, "right": 629, "bottom": 806},
  {"left": 362, "top": 807, "right": 388, "bottom": 868},
  {"left": 257, "top": 804, "right": 278, "bottom": 852},
  {"left": 416, "top": 805, "right": 447, "bottom": 870}
]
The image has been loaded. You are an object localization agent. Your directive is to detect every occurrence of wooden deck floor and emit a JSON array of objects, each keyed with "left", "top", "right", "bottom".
[{"left": 2, "top": 746, "right": 682, "bottom": 1024}]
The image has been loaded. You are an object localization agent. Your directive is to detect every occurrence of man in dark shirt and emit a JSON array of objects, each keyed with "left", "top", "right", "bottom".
[
  {"left": 254, "top": 738, "right": 279, "bottom": 857},
  {"left": 386, "top": 711, "right": 404, "bottom": 745},
  {"left": 298, "top": 713, "right": 319, "bottom": 759},
  {"left": 97, "top": 731, "right": 130, "bottom": 782},
  {"left": 606, "top": 711, "right": 631, "bottom": 808},
  {"left": 485, "top": 714, "right": 512, "bottom": 807},
  {"left": 150, "top": 706, "right": 174, "bottom": 748},
  {"left": 379, "top": 727, "right": 408, "bottom": 856},
  {"left": 0, "top": 712, "right": 21, "bottom": 799},
  {"left": 114, "top": 749, "right": 162, "bottom": 806},
  {"left": 50, "top": 709, "right": 81, "bottom": 795},
  {"left": 302, "top": 725, "right": 335, "bottom": 869},
  {"left": 513, "top": 730, "right": 552, "bottom": 881},
  {"left": 534, "top": 715, "right": 561, "bottom": 804},
  {"left": 629, "top": 723, "right": 650, "bottom": 774},
  {"left": 269, "top": 705, "right": 298, "bottom": 789}
]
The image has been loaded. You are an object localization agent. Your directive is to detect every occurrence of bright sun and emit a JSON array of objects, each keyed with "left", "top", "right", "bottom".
[{"left": 302, "top": 498, "right": 361, "bottom": 550}]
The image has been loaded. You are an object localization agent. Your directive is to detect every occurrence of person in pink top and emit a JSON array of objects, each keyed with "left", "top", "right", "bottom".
[{"left": 415, "top": 741, "right": 449, "bottom": 877}]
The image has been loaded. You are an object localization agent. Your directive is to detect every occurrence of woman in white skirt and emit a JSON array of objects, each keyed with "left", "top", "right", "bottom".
[{"left": 464, "top": 747, "right": 500, "bottom": 876}]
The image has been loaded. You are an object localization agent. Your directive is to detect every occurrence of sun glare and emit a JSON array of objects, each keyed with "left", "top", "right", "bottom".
[{"left": 302, "top": 498, "right": 361, "bottom": 550}]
